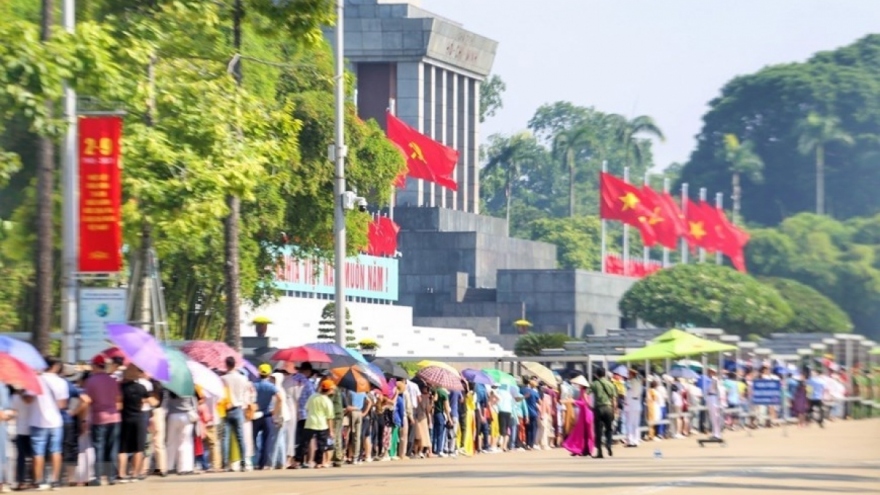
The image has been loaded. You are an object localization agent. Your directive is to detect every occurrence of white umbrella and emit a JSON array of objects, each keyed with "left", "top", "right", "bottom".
[
  {"left": 186, "top": 360, "right": 225, "bottom": 398},
  {"left": 612, "top": 365, "right": 629, "bottom": 376}
]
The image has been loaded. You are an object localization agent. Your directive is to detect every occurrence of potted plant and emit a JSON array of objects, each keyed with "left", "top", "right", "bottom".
[
  {"left": 514, "top": 319, "right": 533, "bottom": 335},
  {"left": 358, "top": 338, "right": 379, "bottom": 356},
  {"left": 252, "top": 316, "right": 272, "bottom": 337}
]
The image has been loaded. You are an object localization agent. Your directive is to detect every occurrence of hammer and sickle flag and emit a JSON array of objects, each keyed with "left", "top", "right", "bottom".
[{"left": 386, "top": 112, "right": 459, "bottom": 191}]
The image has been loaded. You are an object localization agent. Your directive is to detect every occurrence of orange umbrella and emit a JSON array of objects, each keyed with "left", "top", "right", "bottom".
[{"left": 328, "top": 365, "right": 383, "bottom": 392}]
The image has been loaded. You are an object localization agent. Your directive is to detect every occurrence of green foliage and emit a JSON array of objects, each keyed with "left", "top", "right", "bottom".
[
  {"left": 398, "top": 361, "right": 420, "bottom": 377},
  {"left": 524, "top": 216, "right": 600, "bottom": 270},
  {"left": 317, "top": 302, "right": 355, "bottom": 347},
  {"left": 514, "top": 332, "right": 570, "bottom": 357},
  {"left": 747, "top": 212, "right": 880, "bottom": 339},
  {"left": 479, "top": 74, "right": 505, "bottom": 123},
  {"left": 677, "top": 34, "right": 880, "bottom": 225},
  {"left": 619, "top": 263, "right": 793, "bottom": 337},
  {"left": 759, "top": 277, "right": 852, "bottom": 334}
]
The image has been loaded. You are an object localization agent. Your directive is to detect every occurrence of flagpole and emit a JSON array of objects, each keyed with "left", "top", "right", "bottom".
[
  {"left": 623, "top": 167, "right": 630, "bottom": 276},
  {"left": 699, "top": 187, "right": 707, "bottom": 263},
  {"left": 715, "top": 192, "right": 723, "bottom": 265},
  {"left": 681, "top": 182, "right": 689, "bottom": 264},
  {"left": 600, "top": 160, "right": 607, "bottom": 274},
  {"left": 662, "top": 177, "right": 670, "bottom": 267},
  {"left": 643, "top": 172, "right": 650, "bottom": 267},
  {"left": 388, "top": 98, "right": 396, "bottom": 221}
]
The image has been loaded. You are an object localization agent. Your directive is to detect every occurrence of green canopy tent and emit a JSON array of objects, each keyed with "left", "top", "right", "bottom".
[
  {"left": 869, "top": 347, "right": 880, "bottom": 355},
  {"left": 617, "top": 330, "right": 737, "bottom": 363}
]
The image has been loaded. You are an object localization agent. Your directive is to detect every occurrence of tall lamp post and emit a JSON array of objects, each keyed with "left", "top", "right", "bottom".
[
  {"left": 332, "top": 0, "right": 348, "bottom": 347},
  {"left": 61, "top": 0, "right": 79, "bottom": 363}
]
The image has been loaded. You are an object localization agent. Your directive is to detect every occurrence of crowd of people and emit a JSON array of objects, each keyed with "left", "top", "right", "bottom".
[{"left": 0, "top": 352, "right": 873, "bottom": 491}]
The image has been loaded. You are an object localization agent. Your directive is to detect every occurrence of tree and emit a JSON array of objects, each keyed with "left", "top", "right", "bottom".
[
  {"left": 620, "top": 263, "right": 793, "bottom": 337},
  {"left": 720, "top": 134, "right": 763, "bottom": 223},
  {"left": 677, "top": 35, "right": 880, "bottom": 225},
  {"left": 613, "top": 115, "right": 665, "bottom": 171},
  {"left": 317, "top": 302, "right": 354, "bottom": 347},
  {"left": 479, "top": 74, "right": 505, "bottom": 123},
  {"left": 796, "top": 112, "right": 854, "bottom": 216},
  {"left": 524, "top": 216, "right": 601, "bottom": 270},
  {"left": 552, "top": 125, "right": 595, "bottom": 217},
  {"left": 483, "top": 132, "right": 542, "bottom": 227},
  {"left": 760, "top": 277, "right": 853, "bottom": 334},
  {"left": 514, "top": 332, "right": 570, "bottom": 357}
]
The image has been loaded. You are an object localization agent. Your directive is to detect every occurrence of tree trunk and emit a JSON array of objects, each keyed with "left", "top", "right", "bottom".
[
  {"left": 34, "top": 0, "right": 55, "bottom": 354},
  {"left": 816, "top": 145, "right": 825, "bottom": 216},
  {"left": 731, "top": 172, "right": 741, "bottom": 224},
  {"left": 568, "top": 149, "right": 575, "bottom": 217},
  {"left": 224, "top": 0, "right": 244, "bottom": 351}
]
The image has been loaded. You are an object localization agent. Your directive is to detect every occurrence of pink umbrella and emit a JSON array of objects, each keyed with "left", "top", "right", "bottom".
[
  {"left": 416, "top": 366, "right": 464, "bottom": 391},
  {"left": 180, "top": 341, "right": 258, "bottom": 376}
]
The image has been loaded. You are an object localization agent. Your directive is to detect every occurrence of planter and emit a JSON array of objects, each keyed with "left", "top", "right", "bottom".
[
  {"left": 359, "top": 347, "right": 377, "bottom": 357},
  {"left": 255, "top": 322, "right": 268, "bottom": 337}
]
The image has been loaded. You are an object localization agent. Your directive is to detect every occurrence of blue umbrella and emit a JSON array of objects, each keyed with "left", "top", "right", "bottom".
[
  {"left": 344, "top": 348, "right": 370, "bottom": 365},
  {"left": 461, "top": 368, "right": 493, "bottom": 386},
  {"left": 305, "top": 342, "right": 348, "bottom": 356},
  {"left": 670, "top": 366, "right": 699, "bottom": 380},
  {"left": 0, "top": 336, "right": 47, "bottom": 371},
  {"left": 305, "top": 342, "right": 359, "bottom": 367}
]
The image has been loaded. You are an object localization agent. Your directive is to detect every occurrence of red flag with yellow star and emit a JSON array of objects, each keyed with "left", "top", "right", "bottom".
[
  {"left": 599, "top": 172, "right": 657, "bottom": 246},
  {"left": 640, "top": 185, "right": 685, "bottom": 250},
  {"left": 386, "top": 112, "right": 458, "bottom": 191},
  {"left": 684, "top": 199, "right": 722, "bottom": 252}
]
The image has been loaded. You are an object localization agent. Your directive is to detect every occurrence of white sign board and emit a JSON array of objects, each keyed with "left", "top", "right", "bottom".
[{"left": 78, "top": 288, "right": 127, "bottom": 362}]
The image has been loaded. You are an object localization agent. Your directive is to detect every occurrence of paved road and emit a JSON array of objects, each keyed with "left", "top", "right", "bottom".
[{"left": 73, "top": 418, "right": 880, "bottom": 495}]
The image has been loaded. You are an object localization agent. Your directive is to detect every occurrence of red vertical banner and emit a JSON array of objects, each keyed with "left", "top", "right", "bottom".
[{"left": 78, "top": 116, "right": 123, "bottom": 273}]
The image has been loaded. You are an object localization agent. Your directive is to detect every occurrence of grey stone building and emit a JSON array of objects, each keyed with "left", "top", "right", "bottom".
[
  {"left": 331, "top": 0, "right": 497, "bottom": 213},
  {"left": 330, "top": 1, "right": 635, "bottom": 351}
]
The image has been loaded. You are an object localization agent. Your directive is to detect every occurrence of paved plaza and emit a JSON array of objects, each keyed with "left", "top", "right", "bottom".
[{"left": 74, "top": 419, "right": 879, "bottom": 495}]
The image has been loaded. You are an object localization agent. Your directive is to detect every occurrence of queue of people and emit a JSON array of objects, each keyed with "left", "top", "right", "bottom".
[{"left": 1, "top": 353, "right": 872, "bottom": 492}]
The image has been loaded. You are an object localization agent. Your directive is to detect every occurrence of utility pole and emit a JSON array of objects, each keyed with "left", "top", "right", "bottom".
[
  {"left": 61, "top": 0, "right": 79, "bottom": 363},
  {"left": 332, "top": 0, "right": 348, "bottom": 347}
]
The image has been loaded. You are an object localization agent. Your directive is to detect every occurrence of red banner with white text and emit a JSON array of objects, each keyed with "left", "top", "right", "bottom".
[
  {"left": 78, "top": 116, "right": 123, "bottom": 273},
  {"left": 604, "top": 254, "right": 663, "bottom": 278}
]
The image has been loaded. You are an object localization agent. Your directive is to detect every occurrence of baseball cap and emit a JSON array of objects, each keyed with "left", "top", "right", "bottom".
[
  {"left": 92, "top": 355, "right": 106, "bottom": 368},
  {"left": 258, "top": 363, "right": 272, "bottom": 376},
  {"left": 319, "top": 379, "right": 337, "bottom": 392}
]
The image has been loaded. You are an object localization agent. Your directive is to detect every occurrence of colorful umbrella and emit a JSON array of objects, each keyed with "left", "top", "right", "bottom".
[
  {"left": 461, "top": 368, "right": 494, "bottom": 386},
  {"left": 521, "top": 361, "right": 558, "bottom": 387},
  {"left": 180, "top": 341, "right": 259, "bottom": 377},
  {"left": 416, "top": 366, "right": 463, "bottom": 391},
  {"left": 329, "top": 365, "right": 383, "bottom": 392},
  {"left": 304, "top": 342, "right": 360, "bottom": 367},
  {"left": 185, "top": 360, "right": 224, "bottom": 398},
  {"left": 416, "top": 360, "right": 460, "bottom": 376},
  {"left": 482, "top": 368, "right": 518, "bottom": 388},
  {"left": 160, "top": 347, "right": 195, "bottom": 397},
  {"left": 106, "top": 324, "right": 170, "bottom": 381},
  {"left": 0, "top": 335, "right": 47, "bottom": 371},
  {"left": 369, "top": 357, "right": 409, "bottom": 379},
  {"left": 363, "top": 363, "right": 388, "bottom": 390},
  {"left": 345, "top": 348, "right": 370, "bottom": 364},
  {"left": 0, "top": 353, "right": 42, "bottom": 394},
  {"left": 271, "top": 346, "right": 332, "bottom": 364}
]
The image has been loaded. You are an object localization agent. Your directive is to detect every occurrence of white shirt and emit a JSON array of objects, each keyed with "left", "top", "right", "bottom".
[
  {"left": 405, "top": 380, "right": 420, "bottom": 412},
  {"left": 28, "top": 374, "right": 70, "bottom": 429},
  {"left": 222, "top": 371, "right": 251, "bottom": 408},
  {"left": 625, "top": 379, "right": 643, "bottom": 402},
  {"left": 139, "top": 379, "right": 154, "bottom": 412}
]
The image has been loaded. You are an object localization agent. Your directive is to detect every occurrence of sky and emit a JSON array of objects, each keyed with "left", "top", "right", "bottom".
[{"left": 420, "top": 0, "right": 880, "bottom": 170}]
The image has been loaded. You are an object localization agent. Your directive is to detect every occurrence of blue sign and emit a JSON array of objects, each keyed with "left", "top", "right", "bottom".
[
  {"left": 751, "top": 379, "right": 782, "bottom": 406},
  {"left": 273, "top": 248, "right": 398, "bottom": 301}
]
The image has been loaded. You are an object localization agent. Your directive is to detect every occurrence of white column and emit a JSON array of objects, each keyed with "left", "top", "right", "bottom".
[
  {"left": 447, "top": 73, "right": 459, "bottom": 210},
  {"left": 470, "top": 79, "right": 481, "bottom": 215},
  {"left": 459, "top": 74, "right": 470, "bottom": 213},
  {"left": 425, "top": 64, "right": 436, "bottom": 208},
  {"left": 395, "top": 61, "right": 425, "bottom": 208},
  {"left": 437, "top": 68, "right": 448, "bottom": 208}
]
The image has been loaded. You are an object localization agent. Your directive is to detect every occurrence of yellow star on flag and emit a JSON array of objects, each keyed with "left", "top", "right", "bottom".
[
  {"left": 689, "top": 221, "right": 706, "bottom": 239},
  {"left": 619, "top": 192, "right": 640, "bottom": 211},
  {"left": 648, "top": 207, "right": 664, "bottom": 225}
]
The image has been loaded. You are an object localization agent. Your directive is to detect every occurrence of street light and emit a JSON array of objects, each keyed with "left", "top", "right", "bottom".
[{"left": 331, "top": 0, "right": 347, "bottom": 347}]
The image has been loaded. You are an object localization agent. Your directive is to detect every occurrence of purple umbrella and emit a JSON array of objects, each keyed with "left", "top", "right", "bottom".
[
  {"left": 105, "top": 324, "right": 170, "bottom": 381},
  {"left": 461, "top": 368, "right": 494, "bottom": 386}
]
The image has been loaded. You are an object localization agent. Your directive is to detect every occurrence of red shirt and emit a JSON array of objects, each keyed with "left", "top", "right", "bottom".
[{"left": 84, "top": 372, "right": 121, "bottom": 425}]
